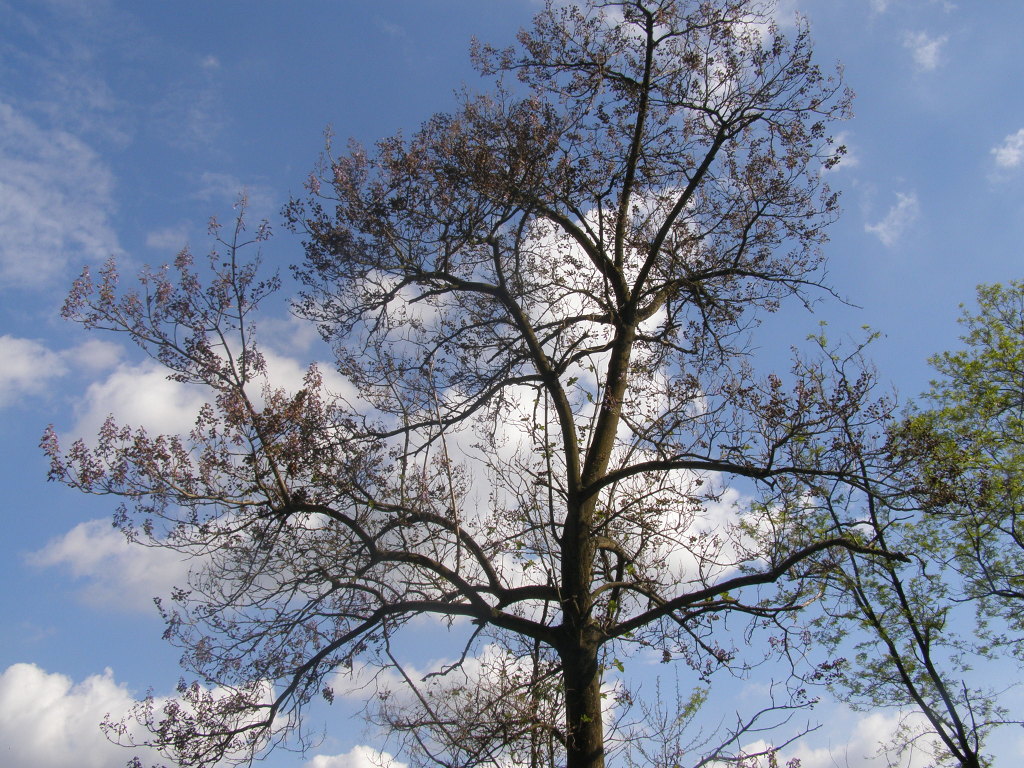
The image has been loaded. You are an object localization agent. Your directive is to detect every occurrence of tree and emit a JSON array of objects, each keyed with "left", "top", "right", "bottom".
[
  {"left": 44, "top": 2, "right": 903, "bottom": 767},
  {"left": 901, "top": 281, "right": 1024, "bottom": 640},
  {"left": 805, "top": 284, "right": 1024, "bottom": 768},
  {"left": 811, "top": 426, "right": 1002, "bottom": 768}
]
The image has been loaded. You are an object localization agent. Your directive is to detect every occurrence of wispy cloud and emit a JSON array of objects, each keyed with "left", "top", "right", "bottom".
[
  {"left": 0, "top": 1, "right": 132, "bottom": 145},
  {"left": 0, "top": 335, "right": 121, "bottom": 408},
  {"left": 29, "top": 519, "right": 190, "bottom": 612},
  {"left": 865, "top": 192, "right": 919, "bottom": 247},
  {"left": 145, "top": 225, "right": 191, "bottom": 251},
  {"left": 0, "top": 102, "right": 121, "bottom": 288},
  {"left": 991, "top": 128, "right": 1024, "bottom": 169},
  {"left": 195, "top": 171, "right": 277, "bottom": 222},
  {"left": 904, "top": 31, "right": 948, "bottom": 71}
]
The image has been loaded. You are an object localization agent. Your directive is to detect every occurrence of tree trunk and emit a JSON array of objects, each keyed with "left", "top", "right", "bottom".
[{"left": 561, "top": 640, "right": 605, "bottom": 768}]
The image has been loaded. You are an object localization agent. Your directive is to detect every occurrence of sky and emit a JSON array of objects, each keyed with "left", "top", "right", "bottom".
[{"left": 2, "top": 0, "right": 1024, "bottom": 766}]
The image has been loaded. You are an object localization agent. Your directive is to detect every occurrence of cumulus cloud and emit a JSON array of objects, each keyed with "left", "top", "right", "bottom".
[
  {"left": 261, "top": 347, "right": 357, "bottom": 403},
  {"left": 0, "top": 335, "right": 122, "bottom": 408},
  {"left": 903, "top": 31, "right": 948, "bottom": 71},
  {"left": 782, "top": 707, "right": 935, "bottom": 768},
  {"left": 28, "top": 518, "right": 191, "bottom": 612},
  {"left": 0, "top": 336, "right": 67, "bottom": 407},
  {"left": 0, "top": 102, "right": 121, "bottom": 289},
  {"left": 865, "top": 192, "right": 919, "bottom": 247},
  {"left": 70, "top": 360, "right": 208, "bottom": 439},
  {"left": 991, "top": 128, "right": 1024, "bottom": 169},
  {"left": 0, "top": 663, "right": 165, "bottom": 768},
  {"left": 0, "top": 663, "right": 269, "bottom": 768},
  {"left": 308, "top": 745, "right": 407, "bottom": 768}
]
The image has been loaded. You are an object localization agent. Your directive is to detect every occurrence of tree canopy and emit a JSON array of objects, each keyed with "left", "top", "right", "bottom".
[
  {"left": 905, "top": 281, "right": 1024, "bottom": 632},
  {"left": 42, "top": 2, "right": 943, "bottom": 767}
]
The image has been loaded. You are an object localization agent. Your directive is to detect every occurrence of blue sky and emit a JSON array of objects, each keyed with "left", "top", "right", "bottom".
[{"left": 2, "top": 1, "right": 1024, "bottom": 766}]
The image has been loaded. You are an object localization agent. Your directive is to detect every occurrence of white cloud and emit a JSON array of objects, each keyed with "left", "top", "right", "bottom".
[
  {"left": 28, "top": 518, "right": 191, "bottom": 612},
  {"left": 0, "top": 335, "right": 122, "bottom": 408},
  {"left": 308, "top": 745, "right": 407, "bottom": 768},
  {"left": 825, "top": 131, "right": 859, "bottom": 171},
  {"left": 0, "top": 663, "right": 165, "bottom": 768},
  {"left": 329, "top": 643, "right": 619, "bottom": 757},
  {"left": 903, "top": 31, "right": 947, "bottom": 71},
  {"left": 262, "top": 348, "right": 356, "bottom": 402},
  {"left": 991, "top": 128, "right": 1024, "bottom": 169},
  {"left": 0, "top": 663, "right": 268, "bottom": 768},
  {"left": 145, "top": 225, "right": 191, "bottom": 251},
  {"left": 865, "top": 192, "right": 919, "bottom": 247},
  {"left": 260, "top": 314, "right": 326, "bottom": 356},
  {"left": 0, "top": 335, "right": 67, "bottom": 407},
  {"left": 64, "top": 337, "right": 124, "bottom": 373},
  {"left": 65, "top": 341, "right": 355, "bottom": 442},
  {"left": 0, "top": 101, "right": 121, "bottom": 288},
  {"left": 195, "top": 171, "right": 277, "bottom": 222},
  {"left": 782, "top": 707, "right": 935, "bottom": 768},
  {"left": 71, "top": 360, "right": 208, "bottom": 439}
]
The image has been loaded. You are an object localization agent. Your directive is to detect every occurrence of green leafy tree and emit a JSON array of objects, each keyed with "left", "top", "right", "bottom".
[
  {"left": 813, "top": 454, "right": 1003, "bottom": 768},
  {"left": 810, "top": 284, "right": 1024, "bottom": 768},
  {"left": 43, "top": 2, "right": 907, "bottom": 767},
  {"left": 905, "top": 281, "right": 1024, "bottom": 635}
]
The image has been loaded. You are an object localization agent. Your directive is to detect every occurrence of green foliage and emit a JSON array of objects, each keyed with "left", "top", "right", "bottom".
[
  {"left": 812, "top": 281, "right": 1024, "bottom": 768},
  {"left": 903, "top": 281, "right": 1024, "bottom": 641}
]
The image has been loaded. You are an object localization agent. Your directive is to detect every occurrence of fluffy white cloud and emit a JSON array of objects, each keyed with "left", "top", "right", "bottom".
[
  {"left": 71, "top": 360, "right": 208, "bottom": 439},
  {"left": 782, "top": 707, "right": 935, "bottom": 768},
  {"left": 0, "top": 335, "right": 122, "bottom": 408},
  {"left": 865, "top": 192, "right": 919, "bottom": 247},
  {"left": 991, "top": 128, "right": 1024, "bottom": 169},
  {"left": 0, "top": 101, "right": 121, "bottom": 288},
  {"left": 0, "top": 335, "right": 67, "bottom": 407},
  {"left": 903, "top": 31, "right": 948, "bottom": 71},
  {"left": 308, "top": 745, "right": 407, "bottom": 768},
  {"left": 66, "top": 340, "right": 351, "bottom": 441},
  {"left": 0, "top": 663, "right": 165, "bottom": 768},
  {"left": 28, "top": 518, "right": 191, "bottom": 612},
  {"left": 0, "top": 663, "right": 271, "bottom": 768},
  {"left": 261, "top": 347, "right": 357, "bottom": 404}
]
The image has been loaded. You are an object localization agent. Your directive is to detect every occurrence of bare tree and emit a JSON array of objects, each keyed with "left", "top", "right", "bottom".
[{"left": 45, "top": 2, "right": 906, "bottom": 767}]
